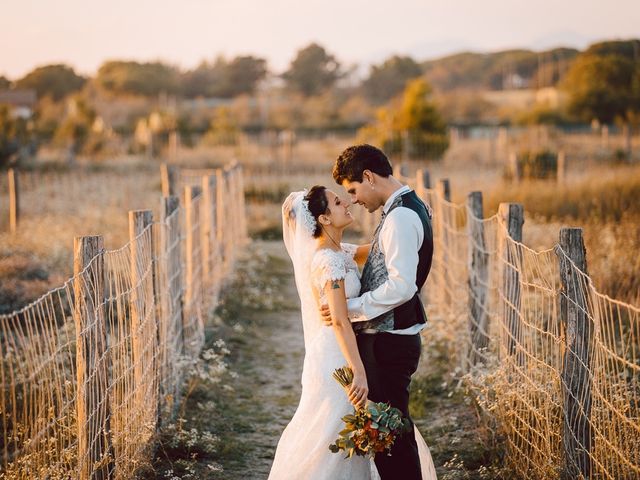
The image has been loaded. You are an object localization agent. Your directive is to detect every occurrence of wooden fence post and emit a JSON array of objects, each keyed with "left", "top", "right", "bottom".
[
  {"left": 128, "top": 209, "right": 158, "bottom": 440},
  {"left": 226, "top": 166, "right": 238, "bottom": 258},
  {"left": 557, "top": 150, "right": 567, "bottom": 184},
  {"left": 73, "top": 235, "right": 114, "bottom": 480},
  {"left": 498, "top": 203, "right": 524, "bottom": 357},
  {"left": 467, "top": 191, "right": 489, "bottom": 366},
  {"left": 160, "top": 164, "right": 179, "bottom": 197},
  {"left": 437, "top": 179, "right": 450, "bottom": 202},
  {"left": 168, "top": 131, "right": 179, "bottom": 162},
  {"left": 158, "top": 195, "right": 182, "bottom": 419},
  {"left": 215, "top": 169, "right": 227, "bottom": 276},
  {"left": 557, "top": 227, "right": 593, "bottom": 479},
  {"left": 237, "top": 165, "right": 247, "bottom": 243},
  {"left": 435, "top": 179, "right": 452, "bottom": 309},
  {"left": 201, "top": 174, "right": 216, "bottom": 293},
  {"left": 415, "top": 169, "right": 430, "bottom": 200},
  {"left": 184, "top": 184, "right": 202, "bottom": 352},
  {"left": 509, "top": 151, "right": 521, "bottom": 183},
  {"left": 8, "top": 168, "right": 19, "bottom": 234}
]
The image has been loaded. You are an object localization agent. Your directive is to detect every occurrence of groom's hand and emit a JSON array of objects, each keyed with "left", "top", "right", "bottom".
[{"left": 320, "top": 304, "right": 332, "bottom": 326}]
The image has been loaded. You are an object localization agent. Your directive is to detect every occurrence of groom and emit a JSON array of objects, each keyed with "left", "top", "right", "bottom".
[{"left": 325, "top": 144, "right": 433, "bottom": 480}]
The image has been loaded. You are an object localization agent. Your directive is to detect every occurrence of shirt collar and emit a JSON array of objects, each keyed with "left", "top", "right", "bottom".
[{"left": 383, "top": 185, "right": 411, "bottom": 214}]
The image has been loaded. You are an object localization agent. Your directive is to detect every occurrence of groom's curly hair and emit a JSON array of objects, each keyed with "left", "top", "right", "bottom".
[{"left": 332, "top": 144, "right": 393, "bottom": 184}]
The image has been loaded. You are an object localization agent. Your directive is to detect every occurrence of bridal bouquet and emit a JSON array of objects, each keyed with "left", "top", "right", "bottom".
[{"left": 329, "top": 366, "right": 411, "bottom": 458}]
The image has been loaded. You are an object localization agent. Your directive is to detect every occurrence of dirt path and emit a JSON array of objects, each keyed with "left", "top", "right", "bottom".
[{"left": 152, "top": 240, "right": 504, "bottom": 479}]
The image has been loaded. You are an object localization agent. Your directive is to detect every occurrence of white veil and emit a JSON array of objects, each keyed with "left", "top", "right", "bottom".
[{"left": 282, "top": 190, "right": 322, "bottom": 348}]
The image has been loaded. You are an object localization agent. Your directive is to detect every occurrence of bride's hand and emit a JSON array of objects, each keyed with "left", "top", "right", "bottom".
[
  {"left": 320, "top": 304, "right": 332, "bottom": 326},
  {"left": 348, "top": 371, "right": 368, "bottom": 409}
]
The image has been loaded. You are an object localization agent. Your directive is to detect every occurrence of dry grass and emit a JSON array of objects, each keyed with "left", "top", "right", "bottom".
[
  {"left": 482, "top": 164, "right": 640, "bottom": 223},
  {"left": 481, "top": 165, "right": 640, "bottom": 304},
  {"left": 2, "top": 133, "right": 639, "bottom": 310},
  {"left": 0, "top": 167, "right": 160, "bottom": 313}
]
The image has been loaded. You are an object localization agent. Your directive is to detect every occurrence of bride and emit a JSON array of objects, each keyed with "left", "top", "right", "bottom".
[{"left": 268, "top": 186, "right": 436, "bottom": 480}]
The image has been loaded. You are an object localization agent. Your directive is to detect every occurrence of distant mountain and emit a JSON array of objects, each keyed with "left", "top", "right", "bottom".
[
  {"left": 530, "top": 30, "right": 594, "bottom": 51},
  {"left": 421, "top": 47, "right": 580, "bottom": 91}
]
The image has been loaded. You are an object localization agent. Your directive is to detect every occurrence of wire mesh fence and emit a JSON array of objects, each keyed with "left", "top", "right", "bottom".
[
  {"left": 0, "top": 163, "right": 247, "bottom": 479},
  {"left": 398, "top": 170, "right": 640, "bottom": 479}
]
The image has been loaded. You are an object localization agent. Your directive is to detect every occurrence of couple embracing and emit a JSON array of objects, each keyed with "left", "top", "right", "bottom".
[{"left": 269, "top": 144, "right": 437, "bottom": 480}]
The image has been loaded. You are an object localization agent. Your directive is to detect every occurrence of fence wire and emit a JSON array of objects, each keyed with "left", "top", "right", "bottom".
[
  {"left": 410, "top": 180, "right": 640, "bottom": 479},
  {"left": 0, "top": 164, "right": 247, "bottom": 479}
]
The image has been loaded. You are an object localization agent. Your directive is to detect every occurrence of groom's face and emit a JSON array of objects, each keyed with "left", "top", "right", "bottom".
[{"left": 341, "top": 179, "right": 380, "bottom": 213}]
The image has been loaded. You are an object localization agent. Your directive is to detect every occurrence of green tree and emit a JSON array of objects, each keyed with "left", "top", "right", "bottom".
[
  {"left": 15, "top": 64, "right": 85, "bottom": 101},
  {"left": 562, "top": 48, "right": 640, "bottom": 158},
  {"left": 283, "top": 43, "right": 341, "bottom": 96},
  {"left": 563, "top": 54, "right": 638, "bottom": 124},
  {"left": 202, "top": 107, "right": 240, "bottom": 146},
  {"left": 96, "top": 61, "right": 180, "bottom": 97},
  {"left": 0, "top": 106, "right": 31, "bottom": 167},
  {"left": 53, "top": 97, "right": 97, "bottom": 163},
  {"left": 181, "top": 59, "right": 222, "bottom": 98},
  {"left": 585, "top": 39, "right": 640, "bottom": 60},
  {"left": 362, "top": 55, "right": 422, "bottom": 104},
  {"left": 0, "top": 76, "right": 10, "bottom": 89},
  {"left": 181, "top": 55, "right": 267, "bottom": 98},
  {"left": 359, "top": 78, "right": 449, "bottom": 160},
  {"left": 224, "top": 56, "right": 267, "bottom": 97}
]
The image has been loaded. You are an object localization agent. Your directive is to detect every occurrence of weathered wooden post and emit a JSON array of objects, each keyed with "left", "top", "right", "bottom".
[
  {"left": 183, "top": 184, "right": 202, "bottom": 352},
  {"left": 215, "top": 169, "right": 227, "bottom": 276},
  {"left": 416, "top": 169, "right": 431, "bottom": 195},
  {"left": 157, "top": 195, "right": 181, "bottom": 423},
  {"left": 73, "top": 235, "right": 114, "bottom": 480},
  {"left": 435, "top": 179, "right": 452, "bottom": 310},
  {"left": 437, "top": 179, "right": 450, "bottom": 202},
  {"left": 226, "top": 165, "right": 238, "bottom": 257},
  {"left": 509, "top": 150, "right": 521, "bottom": 183},
  {"left": 160, "top": 164, "right": 179, "bottom": 197},
  {"left": 201, "top": 174, "right": 216, "bottom": 293},
  {"left": 232, "top": 165, "right": 241, "bottom": 247},
  {"left": 557, "top": 227, "right": 593, "bottom": 479},
  {"left": 498, "top": 203, "right": 524, "bottom": 358},
  {"left": 237, "top": 165, "right": 248, "bottom": 244},
  {"left": 467, "top": 191, "right": 489, "bottom": 367},
  {"left": 168, "top": 130, "right": 179, "bottom": 162},
  {"left": 601, "top": 125, "right": 609, "bottom": 148},
  {"left": 557, "top": 150, "right": 567, "bottom": 184},
  {"left": 8, "top": 168, "right": 19, "bottom": 234},
  {"left": 128, "top": 209, "right": 158, "bottom": 440}
]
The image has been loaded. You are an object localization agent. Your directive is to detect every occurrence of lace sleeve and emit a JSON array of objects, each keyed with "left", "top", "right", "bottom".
[
  {"left": 311, "top": 250, "right": 347, "bottom": 290},
  {"left": 340, "top": 242, "right": 358, "bottom": 259}
]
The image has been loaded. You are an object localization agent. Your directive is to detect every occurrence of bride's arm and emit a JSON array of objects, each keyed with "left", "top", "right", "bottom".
[{"left": 324, "top": 279, "right": 368, "bottom": 408}]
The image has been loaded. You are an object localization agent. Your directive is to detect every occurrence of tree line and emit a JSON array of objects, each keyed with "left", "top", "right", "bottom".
[{"left": 1, "top": 39, "right": 639, "bottom": 165}]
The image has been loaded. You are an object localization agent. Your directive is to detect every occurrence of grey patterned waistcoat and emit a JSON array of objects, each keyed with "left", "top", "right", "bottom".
[{"left": 354, "top": 190, "right": 433, "bottom": 333}]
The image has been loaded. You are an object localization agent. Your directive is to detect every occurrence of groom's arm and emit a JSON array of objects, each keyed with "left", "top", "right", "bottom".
[{"left": 347, "top": 208, "right": 424, "bottom": 322}]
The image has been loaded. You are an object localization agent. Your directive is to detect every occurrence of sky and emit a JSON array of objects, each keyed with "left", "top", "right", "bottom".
[{"left": 1, "top": 0, "right": 639, "bottom": 79}]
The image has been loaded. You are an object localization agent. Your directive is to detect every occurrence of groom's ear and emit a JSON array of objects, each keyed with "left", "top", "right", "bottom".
[{"left": 362, "top": 170, "right": 374, "bottom": 186}]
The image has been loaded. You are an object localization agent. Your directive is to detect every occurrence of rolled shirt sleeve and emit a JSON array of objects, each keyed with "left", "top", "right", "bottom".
[{"left": 347, "top": 207, "right": 424, "bottom": 322}]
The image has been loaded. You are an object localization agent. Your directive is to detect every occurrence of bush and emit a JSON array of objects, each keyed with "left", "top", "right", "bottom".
[{"left": 505, "top": 149, "right": 558, "bottom": 180}]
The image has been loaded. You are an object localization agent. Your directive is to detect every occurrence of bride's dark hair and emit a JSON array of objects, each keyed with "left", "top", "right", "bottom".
[{"left": 304, "top": 185, "right": 328, "bottom": 238}]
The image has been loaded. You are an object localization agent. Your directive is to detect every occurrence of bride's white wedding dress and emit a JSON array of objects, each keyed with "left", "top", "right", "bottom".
[{"left": 269, "top": 197, "right": 437, "bottom": 480}]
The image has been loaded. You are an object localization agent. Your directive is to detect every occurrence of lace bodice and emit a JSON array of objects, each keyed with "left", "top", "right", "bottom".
[{"left": 310, "top": 243, "right": 361, "bottom": 302}]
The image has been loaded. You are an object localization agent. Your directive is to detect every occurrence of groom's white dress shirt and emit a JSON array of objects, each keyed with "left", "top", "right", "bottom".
[{"left": 347, "top": 185, "right": 426, "bottom": 335}]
